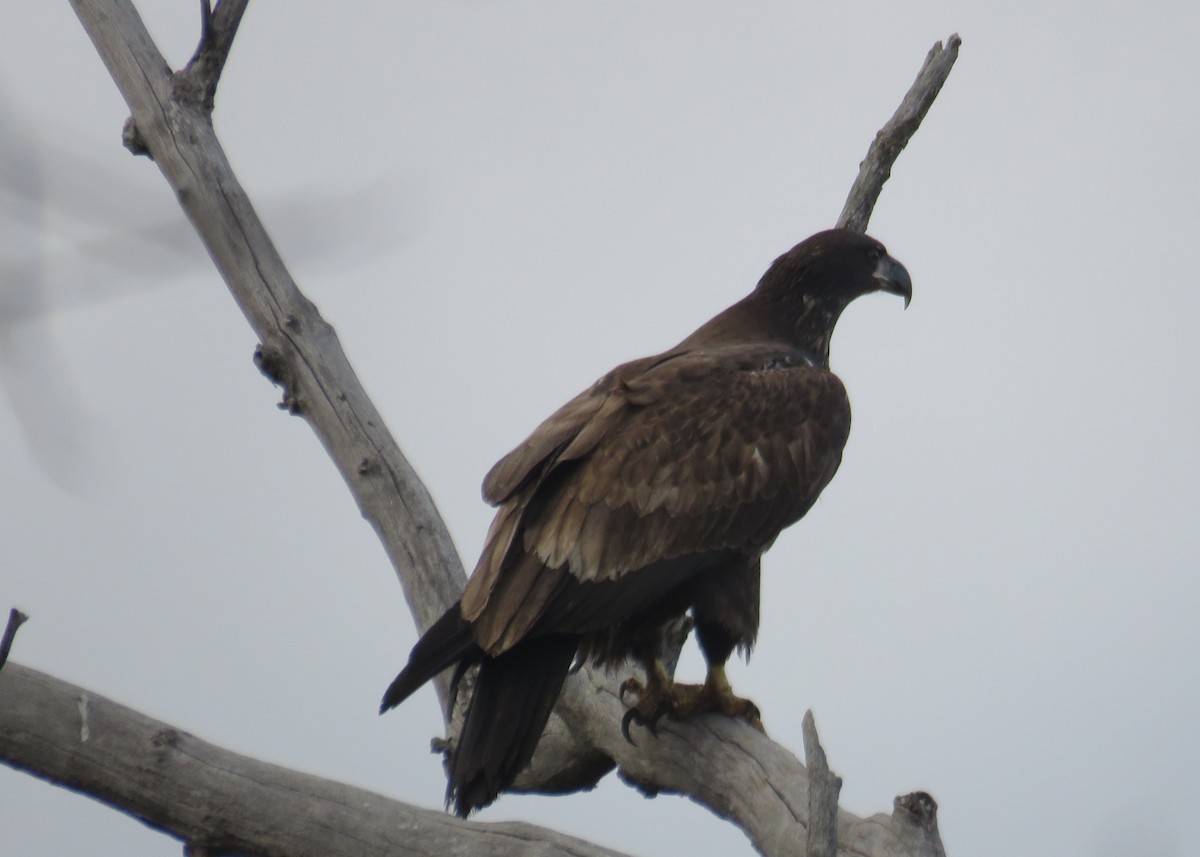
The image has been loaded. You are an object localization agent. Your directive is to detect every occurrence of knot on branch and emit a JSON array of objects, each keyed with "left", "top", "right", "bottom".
[
  {"left": 151, "top": 728, "right": 181, "bottom": 748},
  {"left": 254, "top": 342, "right": 303, "bottom": 415},
  {"left": 891, "top": 791, "right": 945, "bottom": 857},
  {"left": 121, "top": 118, "right": 151, "bottom": 159},
  {"left": 894, "top": 790, "right": 939, "bottom": 831},
  {"left": 615, "top": 764, "right": 664, "bottom": 799}
]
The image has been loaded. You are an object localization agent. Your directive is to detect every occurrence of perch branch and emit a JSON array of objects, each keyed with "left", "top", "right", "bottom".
[{"left": 554, "top": 665, "right": 945, "bottom": 857}]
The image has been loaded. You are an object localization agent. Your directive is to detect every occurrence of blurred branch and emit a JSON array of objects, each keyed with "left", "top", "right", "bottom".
[
  {"left": 0, "top": 80, "right": 402, "bottom": 489},
  {"left": 838, "top": 34, "right": 961, "bottom": 233},
  {"left": 10, "top": 4, "right": 961, "bottom": 857}
]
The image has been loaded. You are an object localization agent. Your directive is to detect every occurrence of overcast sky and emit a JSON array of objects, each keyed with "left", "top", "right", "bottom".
[{"left": 3, "top": 3, "right": 1198, "bottom": 856}]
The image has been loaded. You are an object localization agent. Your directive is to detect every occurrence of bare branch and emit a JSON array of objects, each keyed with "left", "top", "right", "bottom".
[
  {"left": 0, "top": 608, "right": 29, "bottom": 671},
  {"left": 553, "top": 666, "right": 946, "bottom": 857},
  {"left": 889, "top": 793, "right": 948, "bottom": 857},
  {"left": 68, "top": 0, "right": 465, "bottom": 712},
  {"left": 0, "top": 662, "right": 631, "bottom": 857},
  {"left": 193, "top": 0, "right": 213, "bottom": 66},
  {"left": 838, "top": 34, "right": 961, "bottom": 233},
  {"left": 179, "top": 0, "right": 250, "bottom": 113},
  {"left": 802, "top": 711, "right": 842, "bottom": 857}
]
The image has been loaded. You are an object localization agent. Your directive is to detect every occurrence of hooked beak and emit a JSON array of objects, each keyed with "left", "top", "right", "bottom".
[{"left": 874, "top": 254, "right": 912, "bottom": 308}]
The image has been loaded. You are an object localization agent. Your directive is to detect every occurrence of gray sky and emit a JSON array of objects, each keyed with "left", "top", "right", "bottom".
[{"left": 3, "top": 3, "right": 1198, "bottom": 856}]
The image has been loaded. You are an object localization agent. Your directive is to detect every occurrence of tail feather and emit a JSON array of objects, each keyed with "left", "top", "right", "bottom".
[
  {"left": 448, "top": 634, "right": 577, "bottom": 816},
  {"left": 381, "top": 604, "right": 478, "bottom": 713}
]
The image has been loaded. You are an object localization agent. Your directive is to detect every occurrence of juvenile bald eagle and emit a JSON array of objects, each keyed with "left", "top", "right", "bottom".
[{"left": 381, "top": 228, "right": 912, "bottom": 816}]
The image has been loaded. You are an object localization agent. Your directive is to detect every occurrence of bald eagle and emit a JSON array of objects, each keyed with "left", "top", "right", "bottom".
[{"left": 381, "top": 228, "right": 912, "bottom": 816}]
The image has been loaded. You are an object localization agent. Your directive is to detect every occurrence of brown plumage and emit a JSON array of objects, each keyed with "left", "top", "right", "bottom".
[{"left": 381, "top": 228, "right": 912, "bottom": 816}]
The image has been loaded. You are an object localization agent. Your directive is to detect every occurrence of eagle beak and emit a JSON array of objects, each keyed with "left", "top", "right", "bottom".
[{"left": 874, "top": 254, "right": 912, "bottom": 308}]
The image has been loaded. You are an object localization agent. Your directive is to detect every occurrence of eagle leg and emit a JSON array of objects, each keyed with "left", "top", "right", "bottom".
[
  {"left": 693, "top": 664, "right": 764, "bottom": 732},
  {"left": 619, "top": 660, "right": 765, "bottom": 742}
]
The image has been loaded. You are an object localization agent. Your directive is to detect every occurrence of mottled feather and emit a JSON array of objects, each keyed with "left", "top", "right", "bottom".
[{"left": 460, "top": 342, "right": 850, "bottom": 654}]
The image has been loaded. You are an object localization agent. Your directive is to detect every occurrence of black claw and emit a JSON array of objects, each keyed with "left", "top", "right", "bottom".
[{"left": 621, "top": 708, "right": 640, "bottom": 745}]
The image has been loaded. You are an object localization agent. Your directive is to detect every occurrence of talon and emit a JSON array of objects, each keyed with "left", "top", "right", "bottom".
[
  {"left": 745, "top": 702, "right": 764, "bottom": 732},
  {"left": 620, "top": 708, "right": 640, "bottom": 744},
  {"left": 737, "top": 700, "right": 765, "bottom": 732},
  {"left": 721, "top": 691, "right": 763, "bottom": 731},
  {"left": 619, "top": 660, "right": 764, "bottom": 739},
  {"left": 619, "top": 657, "right": 688, "bottom": 742}
]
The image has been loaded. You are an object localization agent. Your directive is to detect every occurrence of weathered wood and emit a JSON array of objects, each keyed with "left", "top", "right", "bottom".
[
  {"left": 67, "top": 0, "right": 465, "bottom": 711},
  {"left": 802, "top": 711, "right": 842, "bottom": 857},
  {"left": 0, "top": 663, "right": 631, "bottom": 857},
  {"left": 838, "top": 34, "right": 961, "bottom": 233},
  {"left": 557, "top": 665, "right": 945, "bottom": 857},
  {"left": 176, "top": 0, "right": 250, "bottom": 114}
]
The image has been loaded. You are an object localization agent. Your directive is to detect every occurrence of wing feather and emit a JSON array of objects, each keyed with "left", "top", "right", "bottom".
[
  {"left": 530, "top": 344, "right": 850, "bottom": 580},
  {"left": 481, "top": 387, "right": 606, "bottom": 506},
  {"left": 464, "top": 342, "right": 851, "bottom": 653}
]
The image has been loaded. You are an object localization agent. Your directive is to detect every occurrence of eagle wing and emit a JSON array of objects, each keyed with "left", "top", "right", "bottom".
[{"left": 462, "top": 342, "right": 851, "bottom": 653}]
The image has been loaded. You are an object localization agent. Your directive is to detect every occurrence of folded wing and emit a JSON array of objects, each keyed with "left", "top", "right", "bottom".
[{"left": 462, "top": 343, "right": 852, "bottom": 654}]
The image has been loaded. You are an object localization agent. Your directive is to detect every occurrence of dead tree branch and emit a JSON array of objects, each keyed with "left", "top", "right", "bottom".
[
  {"left": 4, "top": 3, "right": 961, "bottom": 855},
  {"left": 554, "top": 664, "right": 945, "bottom": 857},
  {"left": 0, "top": 662, "right": 631, "bottom": 857},
  {"left": 838, "top": 34, "right": 961, "bottom": 232},
  {"left": 178, "top": 0, "right": 250, "bottom": 114},
  {"left": 803, "top": 710, "right": 842, "bottom": 857},
  {"left": 67, "top": 0, "right": 466, "bottom": 710}
]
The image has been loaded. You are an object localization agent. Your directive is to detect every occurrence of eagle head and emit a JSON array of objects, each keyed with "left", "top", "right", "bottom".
[
  {"left": 746, "top": 229, "right": 911, "bottom": 363},
  {"left": 756, "top": 228, "right": 912, "bottom": 309}
]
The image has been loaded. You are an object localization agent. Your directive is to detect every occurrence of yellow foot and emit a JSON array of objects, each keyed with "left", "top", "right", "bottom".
[{"left": 619, "top": 669, "right": 763, "bottom": 741}]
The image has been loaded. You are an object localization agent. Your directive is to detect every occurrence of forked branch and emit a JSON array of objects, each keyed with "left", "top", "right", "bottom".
[{"left": 178, "top": 0, "right": 250, "bottom": 113}]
